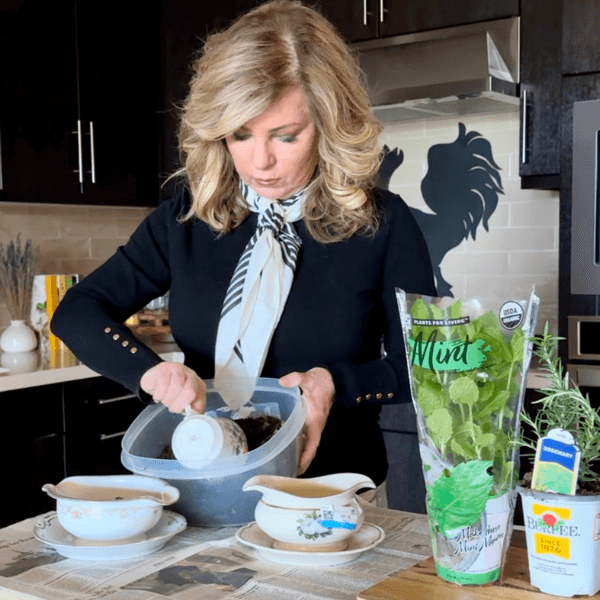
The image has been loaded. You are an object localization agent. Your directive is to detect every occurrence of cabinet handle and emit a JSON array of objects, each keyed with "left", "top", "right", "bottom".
[
  {"left": 99, "top": 431, "right": 126, "bottom": 441},
  {"left": 73, "top": 120, "right": 84, "bottom": 188},
  {"left": 521, "top": 89, "right": 528, "bottom": 164},
  {"left": 89, "top": 121, "right": 96, "bottom": 184},
  {"left": 363, "top": 0, "right": 367, "bottom": 25},
  {"left": 98, "top": 393, "right": 137, "bottom": 405},
  {"left": 380, "top": 0, "right": 387, "bottom": 23}
]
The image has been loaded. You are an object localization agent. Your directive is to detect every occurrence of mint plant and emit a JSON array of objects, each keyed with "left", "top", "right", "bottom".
[
  {"left": 401, "top": 296, "right": 539, "bottom": 541},
  {"left": 399, "top": 291, "right": 538, "bottom": 585},
  {"left": 408, "top": 297, "right": 525, "bottom": 501}
]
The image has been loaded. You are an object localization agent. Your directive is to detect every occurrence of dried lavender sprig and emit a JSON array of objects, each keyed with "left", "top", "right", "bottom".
[{"left": 0, "top": 235, "right": 38, "bottom": 321}]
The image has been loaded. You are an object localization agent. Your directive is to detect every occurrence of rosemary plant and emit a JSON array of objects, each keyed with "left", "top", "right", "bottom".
[
  {"left": 0, "top": 235, "right": 38, "bottom": 321},
  {"left": 519, "top": 322, "right": 600, "bottom": 484}
]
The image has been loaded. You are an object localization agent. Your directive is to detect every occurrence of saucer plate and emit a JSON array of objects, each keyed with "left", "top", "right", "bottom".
[
  {"left": 236, "top": 522, "right": 385, "bottom": 566},
  {"left": 33, "top": 510, "right": 187, "bottom": 560}
]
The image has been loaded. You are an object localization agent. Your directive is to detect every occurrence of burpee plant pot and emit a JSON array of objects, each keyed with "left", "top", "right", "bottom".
[{"left": 518, "top": 485, "right": 600, "bottom": 597}]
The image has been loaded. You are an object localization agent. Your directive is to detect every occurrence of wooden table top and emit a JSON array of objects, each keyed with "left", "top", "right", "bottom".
[{"left": 357, "top": 530, "right": 573, "bottom": 600}]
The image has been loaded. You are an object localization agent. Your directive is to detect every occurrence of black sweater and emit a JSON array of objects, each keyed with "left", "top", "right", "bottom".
[{"left": 51, "top": 187, "right": 436, "bottom": 484}]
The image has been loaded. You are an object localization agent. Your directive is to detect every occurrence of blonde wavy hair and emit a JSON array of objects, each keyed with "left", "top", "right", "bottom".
[{"left": 177, "top": 0, "right": 383, "bottom": 242}]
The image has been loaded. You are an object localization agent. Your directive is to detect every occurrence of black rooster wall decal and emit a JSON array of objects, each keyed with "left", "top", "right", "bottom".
[{"left": 378, "top": 122, "right": 504, "bottom": 297}]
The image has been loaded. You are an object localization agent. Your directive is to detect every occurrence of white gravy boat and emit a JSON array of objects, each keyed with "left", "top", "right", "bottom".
[{"left": 243, "top": 472, "right": 375, "bottom": 552}]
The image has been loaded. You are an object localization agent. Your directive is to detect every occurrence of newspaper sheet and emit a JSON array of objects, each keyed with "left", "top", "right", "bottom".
[{"left": 0, "top": 506, "right": 432, "bottom": 600}]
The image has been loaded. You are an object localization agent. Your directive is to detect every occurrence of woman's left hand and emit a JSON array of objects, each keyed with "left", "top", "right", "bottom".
[{"left": 278, "top": 367, "right": 335, "bottom": 474}]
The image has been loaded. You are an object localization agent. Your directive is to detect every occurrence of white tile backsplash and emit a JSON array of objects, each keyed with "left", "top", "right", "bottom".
[
  {"left": 382, "top": 109, "right": 559, "bottom": 334},
  {"left": 0, "top": 202, "right": 153, "bottom": 330}
]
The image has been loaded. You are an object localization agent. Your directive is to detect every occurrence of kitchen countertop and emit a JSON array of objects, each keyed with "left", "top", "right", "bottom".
[
  {"left": 0, "top": 338, "right": 184, "bottom": 392},
  {"left": 0, "top": 505, "right": 543, "bottom": 600},
  {"left": 0, "top": 339, "right": 548, "bottom": 393}
]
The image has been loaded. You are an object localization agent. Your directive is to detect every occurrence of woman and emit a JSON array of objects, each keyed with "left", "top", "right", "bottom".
[{"left": 51, "top": 0, "right": 436, "bottom": 495}]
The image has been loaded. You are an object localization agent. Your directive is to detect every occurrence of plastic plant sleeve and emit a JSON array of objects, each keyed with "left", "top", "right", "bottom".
[{"left": 396, "top": 288, "right": 540, "bottom": 586}]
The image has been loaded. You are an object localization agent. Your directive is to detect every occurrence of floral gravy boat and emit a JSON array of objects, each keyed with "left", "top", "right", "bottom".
[
  {"left": 42, "top": 475, "right": 180, "bottom": 542},
  {"left": 242, "top": 473, "right": 375, "bottom": 552}
]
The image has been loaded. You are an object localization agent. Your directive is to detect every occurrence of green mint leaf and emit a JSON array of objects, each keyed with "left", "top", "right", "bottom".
[
  {"left": 475, "top": 432, "right": 496, "bottom": 447},
  {"left": 449, "top": 300, "right": 463, "bottom": 320},
  {"left": 427, "top": 460, "right": 494, "bottom": 535},
  {"left": 480, "top": 326, "right": 513, "bottom": 363},
  {"left": 426, "top": 408, "right": 453, "bottom": 443},
  {"left": 430, "top": 304, "right": 445, "bottom": 320},
  {"left": 511, "top": 327, "right": 525, "bottom": 357},
  {"left": 449, "top": 377, "right": 479, "bottom": 406},
  {"left": 410, "top": 298, "right": 431, "bottom": 320},
  {"left": 450, "top": 437, "right": 477, "bottom": 460},
  {"left": 416, "top": 380, "right": 446, "bottom": 416},
  {"left": 474, "top": 390, "right": 510, "bottom": 420}
]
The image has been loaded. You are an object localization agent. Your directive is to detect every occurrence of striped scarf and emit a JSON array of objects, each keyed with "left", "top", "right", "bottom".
[{"left": 214, "top": 181, "right": 304, "bottom": 408}]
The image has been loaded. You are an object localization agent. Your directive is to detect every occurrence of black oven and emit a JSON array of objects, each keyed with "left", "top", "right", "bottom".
[
  {"left": 566, "top": 317, "right": 600, "bottom": 448},
  {"left": 571, "top": 99, "right": 600, "bottom": 294},
  {"left": 565, "top": 98, "right": 600, "bottom": 418},
  {"left": 568, "top": 315, "right": 600, "bottom": 362}
]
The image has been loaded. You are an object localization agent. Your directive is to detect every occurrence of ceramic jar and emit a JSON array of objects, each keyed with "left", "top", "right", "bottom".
[
  {"left": 0, "top": 320, "right": 38, "bottom": 353},
  {"left": 243, "top": 473, "right": 375, "bottom": 551}
]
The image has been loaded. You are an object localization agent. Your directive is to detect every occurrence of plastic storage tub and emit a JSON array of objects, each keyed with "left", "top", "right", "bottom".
[{"left": 121, "top": 378, "right": 306, "bottom": 526}]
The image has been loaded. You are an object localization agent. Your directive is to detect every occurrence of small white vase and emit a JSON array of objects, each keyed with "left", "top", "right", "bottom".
[
  {"left": 0, "top": 350, "right": 39, "bottom": 374},
  {"left": 0, "top": 320, "right": 38, "bottom": 353}
]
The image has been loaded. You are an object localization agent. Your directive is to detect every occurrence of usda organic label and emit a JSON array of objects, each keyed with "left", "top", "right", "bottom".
[{"left": 499, "top": 301, "right": 524, "bottom": 330}]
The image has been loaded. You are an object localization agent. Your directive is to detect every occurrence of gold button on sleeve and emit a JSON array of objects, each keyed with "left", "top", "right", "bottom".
[
  {"left": 387, "top": 392, "right": 394, "bottom": 399},
  {"left": 130, "top": 347, "right": 138, "bottom": 354},
  {"left": 365, "top": 393, "right": 372, "bottom": 400},
  {"left": 112, "top": 333, "right": 120, "bottom": 340},
  {"left": 356, "top": 396, "right": 363, "bottom": 404},
  {"left": 104, "top": 327, "right": 111, "bottom": 333},
  {"left": 122, "top": 340, "right": 130, "bottom": 347},
  {"left": 376, "top": 393, "right": 383, "bottom": 399}
]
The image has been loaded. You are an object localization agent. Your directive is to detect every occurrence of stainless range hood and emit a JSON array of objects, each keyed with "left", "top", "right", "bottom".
[{"left": 354, "top": 17, "right": 520, "bottom": 122}]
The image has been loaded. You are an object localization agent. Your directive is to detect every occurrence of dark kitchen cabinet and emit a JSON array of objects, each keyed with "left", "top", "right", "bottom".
[
  {"left": 376, "top": 0, "right": 518, "bottom": 38},
  {"left": 232, "top": 1, "right": 518, "bottom": 44},
  {"left": 315, "top": 0, "right": 377, "bottom": 42},
  {"left": 379, "top": 402, "right": 426, "bottom": 513},
  {"left": 0, "top": 376, "right": 146, "bottom": 528},
  {"left": 1, "top": 2, "right": 77, "bottom": 202},
  {"left": 63, "top": 377, "right": 145, "bottom": 477},
  {"left": 233, "top": 0, "right": 378, "bottom": 41},
  {"left": 0, "top": 383, "right": 65, "bottom": 528},
  {"left": 316, "top": 0, "right": 518, "bottom": 42},
  {"left": 1, "top": 0, "right": 160, "bottom": 207},
  {"left": 518, "top": 0, "right": 562, "bottom": 189},
  {"left": 562, "top": 0, "right": 600, "bottom": 76},
  {"left": 159, "top": 1, "right": 236, "bottom": 201}
]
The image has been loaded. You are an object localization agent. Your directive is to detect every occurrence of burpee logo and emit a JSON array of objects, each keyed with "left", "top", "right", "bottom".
[{"left": 525, "top": 503, "right": 579, "bottom": 560}]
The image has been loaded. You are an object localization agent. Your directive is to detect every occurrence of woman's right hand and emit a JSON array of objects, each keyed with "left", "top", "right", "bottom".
[{"left": 140, "top": 362, "right": 206, "bottom": 414}]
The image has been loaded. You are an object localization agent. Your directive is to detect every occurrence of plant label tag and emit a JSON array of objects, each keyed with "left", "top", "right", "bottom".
[
  {"left": 320, "top": 505, "right": 358, "bottom": 530},
  {"left": 531, "top": 428, "right": 581, "bottom": 495}
]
